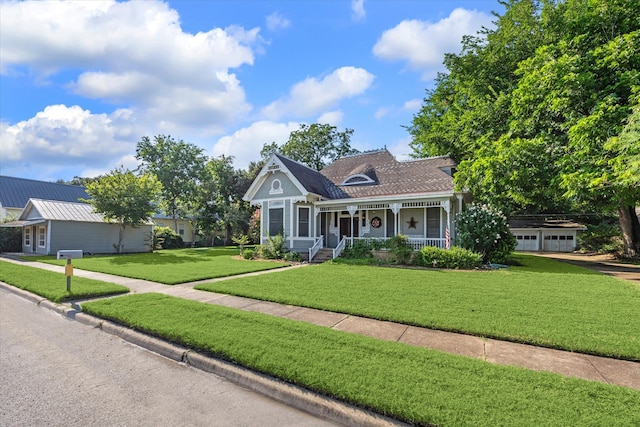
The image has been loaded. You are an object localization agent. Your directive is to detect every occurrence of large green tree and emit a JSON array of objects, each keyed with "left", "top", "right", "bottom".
[
  {"left": 136, "top": 135, "right": 207, "bottom": 232},
  {"left": 261, "top": 123, "right": 358, "bottom": 170},
  {"left": 198, "top": 155, "right": 256, "bottom": 245},
  {"left": 409, "top": 0, "right": 640, "bottom": 255},
  {"left": 84, "top": 168, "right": 161, "bottom": 254}
]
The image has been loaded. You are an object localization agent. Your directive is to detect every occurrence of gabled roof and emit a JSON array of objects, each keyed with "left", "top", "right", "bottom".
[
  {"left": 0, "top": 176, "right": 89, "bottom": 209},
  {"left": 245, "top": 150, "right": 460, "bottom": 203},
  {"left": 274, "top": 154, "right": 348, "bottom": 199},
  {"left": 19, "top": 199, "right": 106, "bottom": 223},
  {"left": 320, "top": 149, "right": 457, "bottom": 199}
]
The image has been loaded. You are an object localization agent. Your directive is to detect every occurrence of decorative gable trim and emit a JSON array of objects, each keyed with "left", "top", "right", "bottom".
[{"left": 243, "top": 154, "right": 310, "bottom": 202}]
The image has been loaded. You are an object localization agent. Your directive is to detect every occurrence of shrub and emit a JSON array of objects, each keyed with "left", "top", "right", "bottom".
[
  {"left": 0, "top": 227, "right": 22, "bottom": 252},
  {"left": 283, "top": 251, "right": 302, "bottom": 262},
  {"left": 578, "top": 224, "right": 623, "bottom": 254},
  {"left": 342, "top": 240, "right": 374, "bottom": 259},
  {"left": 419, "top": 246, "right": 482, "bottom": 269},
  {"left": 455, "top": 204, "right": 516, "bottom": 264},
  {"left": 258, "top": 233, "right": 287, "bottom": 259},
  {"left": 386, "top": 234, "right": 413, "bottom": 265},
  {"left": 241, "top": 248, "right": 255, "bottom": 260},
  {"left": 154, "top": 226, "right": 184, "bottom": 249}
]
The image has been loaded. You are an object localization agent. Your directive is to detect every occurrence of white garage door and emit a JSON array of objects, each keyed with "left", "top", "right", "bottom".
[
  {"left": 543, "top": 234, "right": 575, "bottom": 252},
  {"left": 515, "top": 234, "right": 538, "bottom": 251}
]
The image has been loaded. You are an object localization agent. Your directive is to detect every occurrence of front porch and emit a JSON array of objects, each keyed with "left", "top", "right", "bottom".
[{"left": 306, "top": 199, "right": 459, "bottom": 261}]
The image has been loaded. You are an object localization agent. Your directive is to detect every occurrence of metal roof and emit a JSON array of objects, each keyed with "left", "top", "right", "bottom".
[
  {"left": 19, "top": 199, "right": 106, "bottom": 223},
  {"left": 0, "top": 176, "right": 90, "bottom": 209}
]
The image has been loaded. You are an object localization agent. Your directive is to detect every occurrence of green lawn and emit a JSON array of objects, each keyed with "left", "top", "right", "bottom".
[
  {"left": 27, "top": 247, "right": 290, "bottom": 284},
  {"left": 82, "top": 293, "right": 640, "bottom": 427},
  {"left": 195, "top": 254, "right": 640, "bottom": 360},
  {"left": 0, "top": 261, "right": 129, "bottom": 302}
]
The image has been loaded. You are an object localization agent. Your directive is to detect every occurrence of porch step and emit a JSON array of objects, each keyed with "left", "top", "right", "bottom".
[{"left": 310, "top": 248, "right": 334, "bottom": 263}]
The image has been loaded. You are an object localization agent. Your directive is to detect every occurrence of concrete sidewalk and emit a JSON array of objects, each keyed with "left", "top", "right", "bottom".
[{"left": 1, "top": 255, "right": 638, "bottom": 391}]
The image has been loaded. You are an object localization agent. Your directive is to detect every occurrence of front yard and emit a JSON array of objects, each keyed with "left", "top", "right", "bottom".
[
  {"left": 82, "top": 293, "right": 640, "bottom": 427},
  {"left": 0, "top": 261, "right": 129, "bottom": 302},
  {"left": 28, "top": 247, "right": 290, "bottom": 284},
  {"left": 195, "top": 254, "right": 640, "bottom": 360}
]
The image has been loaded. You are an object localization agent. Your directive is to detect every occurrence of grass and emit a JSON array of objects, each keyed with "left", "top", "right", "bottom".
[
  {"left": 195, "top": 254, "right": 640, "bottom": 360},
  {"left": 0, "top": 261, "right": 129, "bottom": 302},
  {"left": 27, "top": 247, "right": 290, "bottom": 284},
  {"left": 81, "top": 293, "right": 640, "bottom": 427}
]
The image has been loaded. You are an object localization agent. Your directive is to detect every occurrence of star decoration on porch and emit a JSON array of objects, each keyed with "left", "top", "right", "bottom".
[{"left": 407, "top": 217, "right": 418, "bottom": 229}]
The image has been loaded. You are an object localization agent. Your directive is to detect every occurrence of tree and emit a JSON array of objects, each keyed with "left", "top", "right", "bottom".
[
  {"left": 262, "top": 123, "right": 358, "bottom": 170},
  {"left": 136, "top": 135, "right": 207, "bottom": 232},
  {"left": 409, "top": 0, "right": 640, "bottom": 255},
  {"left": 84, "top": 168, "right": 161, "bottom": 254},
  {"left": 198, "top": 155, "right": 256, "bottom": 246}
]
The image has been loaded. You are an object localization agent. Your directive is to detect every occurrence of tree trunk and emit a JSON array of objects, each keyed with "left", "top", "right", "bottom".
[
  {"left": 618, "top": 206, "right": 640, "bottom": 257},
  {"left": 225, "top": 223, "right": 233, "bottom": 246},
  {"left": 117, "top": 223, "right": 126, "bottom": 254}
]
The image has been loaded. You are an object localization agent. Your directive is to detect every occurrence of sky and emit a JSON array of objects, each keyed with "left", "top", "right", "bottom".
[{"left": 0, "top": 0, "right": 501, "bottom": 182}]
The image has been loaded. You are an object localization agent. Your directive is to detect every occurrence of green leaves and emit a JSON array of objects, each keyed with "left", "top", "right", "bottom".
[{"left": 264, "top": 123, "right": 357, "bottom": 170}]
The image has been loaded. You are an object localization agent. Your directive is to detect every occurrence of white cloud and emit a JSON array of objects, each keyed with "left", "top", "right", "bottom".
[
  {"left": 351, "top": 0, "right": 366, "bottom": 22},
  {"left": 266, "top": 12, "right": 291, "bottom": 32},
  {"left": 317, "top": 111, "right": 343, "bottom": 125},
  {"left": 373, "top": 8, "right": 493, "bottom": 80},
  {"left": 0, "top": 105, "right": 141, "bottom": 178},
  {"left": 403, "top": 98, "right": 422, "bottom": 112},
  {"left": 212, "top": 121, "right": 301, "bottom": 170},
  {"left": 262, "top": 66, "right": 375, "bottom": 120},
  {"left": 0, "top": 0, "right": 258, "bottom": 133}
]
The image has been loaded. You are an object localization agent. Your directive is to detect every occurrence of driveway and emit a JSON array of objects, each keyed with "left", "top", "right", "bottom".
[{"left": 536, "top": 252, "right": 640, "bottom": 284}]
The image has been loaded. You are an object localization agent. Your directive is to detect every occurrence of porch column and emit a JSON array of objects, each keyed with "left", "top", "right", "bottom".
[
  {"left": 347, "top": 205, "right": 357, "bottom": 242},
  {"left": 442, "top": 200, "right": 451, "bottom": 249},
  {"left": 390, "top": 203, "right": 401, "bottom": 236}
]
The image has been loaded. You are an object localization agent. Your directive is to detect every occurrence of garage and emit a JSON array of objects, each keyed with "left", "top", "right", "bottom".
[
  {"left": 515, "top": 233, "right": 539, "bottom": 251},
  {"left": 509, "top": 218, "right": 586, "bottom": 253}
]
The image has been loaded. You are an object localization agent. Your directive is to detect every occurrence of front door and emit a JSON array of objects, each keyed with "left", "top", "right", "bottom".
[{"left": 339, "top": 216, "right": 358, "bottom": 238}]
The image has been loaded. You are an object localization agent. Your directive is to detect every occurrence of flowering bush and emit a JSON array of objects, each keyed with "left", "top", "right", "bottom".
[{"left": 455, "top": 204, "right": 516, "bottom": 264}]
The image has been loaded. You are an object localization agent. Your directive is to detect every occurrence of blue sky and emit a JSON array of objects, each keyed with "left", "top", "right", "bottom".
[{"left": 0, "top": 0, "right": 500, "bottom": 182}]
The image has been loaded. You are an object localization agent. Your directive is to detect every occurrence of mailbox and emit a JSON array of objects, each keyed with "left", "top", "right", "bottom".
[{"left": 57, "top": 250, "right": 84, "bottom": 260}]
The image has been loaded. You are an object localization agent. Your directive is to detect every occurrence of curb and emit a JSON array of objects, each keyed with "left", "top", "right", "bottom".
[{"left": 0, "top": 283, "right": 407, "bottom": 427}]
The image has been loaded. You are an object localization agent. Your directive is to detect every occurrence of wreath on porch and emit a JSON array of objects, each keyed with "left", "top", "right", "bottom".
[{"left": 370, "top": 216, "right": 382, "bottom": 228}]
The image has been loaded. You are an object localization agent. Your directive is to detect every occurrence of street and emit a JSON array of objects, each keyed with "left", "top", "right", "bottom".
[{"left": 0, "top": 289, "right": 337, "bottom": 427}]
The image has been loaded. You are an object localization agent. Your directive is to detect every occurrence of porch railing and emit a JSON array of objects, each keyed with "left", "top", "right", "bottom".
[
  {"left": 308, "top": 236, "right": 323, "bottom": 261},
  {"left": 348, "top": 237, "right": 446, "bottom": 250},
  {"left": 333, "top": 236, "right": 347, "bottom": 259}
]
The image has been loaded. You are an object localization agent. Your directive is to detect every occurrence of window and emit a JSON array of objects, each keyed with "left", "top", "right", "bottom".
[
  {"left": 298, "top": 207, "right": 310, "bottom": 237},
  {"left": 269, "top": 208, "right": 284, "bottom": 236},
  {"left": 340, "top": 174, "right": 375, "bottom": 185},
  {"left": 24, "top": 228, "right": 31, "bottom": 246},
  {"left": 269, "top": 179, "right": 283, "bottom": 195},
  {"left": 426, "top": 208, "right": 440, "bottom": 238},
  {"left": 178, "top": 224, "right": 185, "bottom": 236},
  {"left": 38, "top": 226, "right": 46, "bottom": 247}
]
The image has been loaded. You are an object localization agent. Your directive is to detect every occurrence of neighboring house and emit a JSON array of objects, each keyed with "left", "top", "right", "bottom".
[
  {"left": 0, "top": 175, "right": 89, "bottom": 221},
  {"left": 16, "top": 199, "right": 152, "bottom": 255},
  {"left": 0, "top": 176, "right": 152, "bottom": 255},
  {"left": 508, "top": 218, "right": 587, "bottom": 252},
  {"left": 243, "top": 149, "right": 471, "bottom": 261},
  {"left": 153, "top": 214, "right": 196, "bottom": 244}
]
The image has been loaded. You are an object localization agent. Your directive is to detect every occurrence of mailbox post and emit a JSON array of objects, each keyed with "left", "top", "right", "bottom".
[{"left": 57, "top": 250, "right": 83, "bottom": 292}]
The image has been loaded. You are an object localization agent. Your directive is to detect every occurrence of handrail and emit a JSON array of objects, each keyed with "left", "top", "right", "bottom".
[
  {"left": 333, "top": 236, "right": 347, "bottom": 259},
  {"left": 308, "top": 236, "right": 323, "bottom": 262}
]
